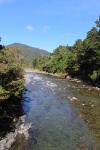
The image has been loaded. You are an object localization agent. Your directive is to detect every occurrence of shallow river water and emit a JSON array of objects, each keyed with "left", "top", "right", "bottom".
[{"left": 10, "top": 71, "right": 100, "bottom": 150}]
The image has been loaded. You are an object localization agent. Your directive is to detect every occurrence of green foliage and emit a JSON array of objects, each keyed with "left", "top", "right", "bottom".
[
  {"left": 33, "top": 46, "right": 70, "bottom": 73},
  {"left": 33, "top": 17, "right": 100, "bottom": 85},
  {"left": 0, "top": 43, "right": 24, "bottom": 101},
  {"left": 66, "top": 25, "right": 100, "bottom": 83}
]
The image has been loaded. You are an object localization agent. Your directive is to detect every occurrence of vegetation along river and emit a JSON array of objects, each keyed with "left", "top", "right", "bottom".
[{"left": 10, "top": 70, "right": 100, "bottom": 150}]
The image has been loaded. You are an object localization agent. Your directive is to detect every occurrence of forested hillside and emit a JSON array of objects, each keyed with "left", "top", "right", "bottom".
[
  {"left": 33, "top": 17, "right": 100, "bottom": 85},
  {"left": 8, "top": 43, "right": 49, "bottom": 65}
]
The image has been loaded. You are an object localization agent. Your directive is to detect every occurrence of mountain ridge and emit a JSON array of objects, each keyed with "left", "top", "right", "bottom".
[{"left": 7, "top": 43, "right": 49, "bottom": 65}]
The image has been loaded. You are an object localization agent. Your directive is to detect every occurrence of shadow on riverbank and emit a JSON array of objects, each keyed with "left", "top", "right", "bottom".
[{"left": 0, "top": 96, "right": 24, "bottom": 139}]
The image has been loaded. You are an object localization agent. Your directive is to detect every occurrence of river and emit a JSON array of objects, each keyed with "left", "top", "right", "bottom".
[{"left": 5, "top": 71, "right": 100, "bottom": 149}]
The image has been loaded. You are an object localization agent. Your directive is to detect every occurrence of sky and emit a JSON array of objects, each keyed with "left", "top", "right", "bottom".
[{"left": 0, "top": 0, "right": 100, "bottom": 52}]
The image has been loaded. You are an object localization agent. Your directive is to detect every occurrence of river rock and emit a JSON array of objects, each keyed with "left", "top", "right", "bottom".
[
  {"left": 82, "top": 103, "right": 85, "bottom": 106},
  {"left": 71, "top": 96, "right": 78, "bottom": 101},
  {"left": 66, "top": 76, "right": 71, "bottom": 80},
  {"left": 95, "top": 87, "right": 100, "bottom": 91}
]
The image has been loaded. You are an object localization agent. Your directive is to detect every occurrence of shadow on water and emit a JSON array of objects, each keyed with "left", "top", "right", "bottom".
[{"left": 0, "top": 96, "right": 24, "bottom": 139}]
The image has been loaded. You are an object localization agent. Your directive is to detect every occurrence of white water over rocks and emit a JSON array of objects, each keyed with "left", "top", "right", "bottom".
[
  {"left": 46, "top": 81, "right": 57, "bottom": 87},
  {"left": 24, "top": 70, "right": 58, "bottom": 89}
]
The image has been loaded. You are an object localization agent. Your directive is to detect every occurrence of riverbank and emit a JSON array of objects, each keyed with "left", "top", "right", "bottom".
[
  {"left": 0, "top": 115, "right": 31, "bottom": 150},
  {"left": 0, "top": 68, "right": 32, "bottom": 150}
]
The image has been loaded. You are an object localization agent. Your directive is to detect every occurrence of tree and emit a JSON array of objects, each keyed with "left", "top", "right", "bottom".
[
  {"left": 32, "top": 17, "right": 100, "bottom": 84},
  {"left": 96, "top": 16, "right": 100, "bottom": 28},
  {"left": 0, "top": 37, "right": 4, "bottom": 50}
]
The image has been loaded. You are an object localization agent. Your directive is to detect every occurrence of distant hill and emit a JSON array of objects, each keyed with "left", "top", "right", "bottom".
[{"left": 7, "top": 43, "right": 49, "bottom": 65}]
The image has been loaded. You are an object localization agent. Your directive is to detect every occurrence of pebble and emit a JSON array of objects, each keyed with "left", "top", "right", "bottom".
[
  {"left": 82, "top": 103, "right": 85, "bottom": 106},
  {"left": 71, "top": 97, "right": 78, "bottom": 101},
  {"left": 95, "top": 87, "right": 100, "bottom": 91},
  {"left": 66, "top": 76, "right": 71, "bottom": 80}
]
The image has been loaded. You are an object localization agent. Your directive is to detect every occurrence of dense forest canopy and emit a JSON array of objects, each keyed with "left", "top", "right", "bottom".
[{"left": 33, "top": 17, "right": 100, "bottom": 85}]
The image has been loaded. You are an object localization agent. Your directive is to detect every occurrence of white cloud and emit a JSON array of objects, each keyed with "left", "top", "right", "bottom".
[
  {"left": 43, "top": 25, "right": 50, "bottom": 32},
  {"left": 26, "top": 25, "right": 35, "bottom": 32}
]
